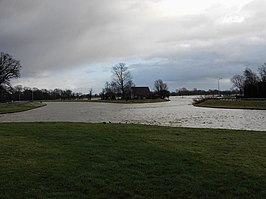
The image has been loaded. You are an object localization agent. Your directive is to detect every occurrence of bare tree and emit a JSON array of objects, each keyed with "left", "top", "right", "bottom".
[
  {"left": 0, "top": 52, "right": 21, "bottom": 87},
  {"left": 101, "top": 81, "right": 117, "bottom": 100},
  {"left": 231, "top": 74, "right": 245, "bottom": 94},
  {"left": 154, "top": 79, "right": 168, "bottom": 92},
  {"left": 13, "top": 85, "right": 23, "bottom": 101},
  {"left": 243, "top": 68, "right": 259, "bottom": 86},
  {"left": 258, "top": 63, "right": 266, "bottom": 82},
  {"left": 154, "top": 79, "right": 169, "bottom": 99},
  {"left": 112, "top": 63, "right": 133, "bottom": 99},
  {"left": 231, "top": 66, "right": 266, "bottom": 98}
]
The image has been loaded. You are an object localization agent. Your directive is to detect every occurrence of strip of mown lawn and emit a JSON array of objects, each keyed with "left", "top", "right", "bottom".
[
  {"left": 0, "top": 102, "right": 46, "bottom": 114},
  {"left": 0, "top": 123, "right": 265, "bottom": 198}
]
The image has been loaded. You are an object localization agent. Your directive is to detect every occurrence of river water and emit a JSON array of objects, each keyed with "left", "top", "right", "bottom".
[{"left": 0, "top": 96, "right": 265, "bottom": 131}]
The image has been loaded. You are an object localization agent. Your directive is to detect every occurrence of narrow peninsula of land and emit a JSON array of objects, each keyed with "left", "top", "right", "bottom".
[
  {"left": 0, "top": 101, "right": 45, "bottom": 114},
  {"left": 194, "top": 98, "right": 266, "bottom": 110}
]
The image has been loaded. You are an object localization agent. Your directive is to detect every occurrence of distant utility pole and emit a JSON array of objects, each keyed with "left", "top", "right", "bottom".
[
  {"left": 88, "top": 88, "right": 93, "bottom": 100},
  {"left": 218, "top": 77, "right": 222, "bottom": 96}
]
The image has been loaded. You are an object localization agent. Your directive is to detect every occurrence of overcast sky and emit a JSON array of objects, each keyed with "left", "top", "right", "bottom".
[{"left": 1, "top": 0, "right": 266, "bottom": 93}]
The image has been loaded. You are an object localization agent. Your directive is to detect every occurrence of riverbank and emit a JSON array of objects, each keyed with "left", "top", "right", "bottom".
[
  {"left": 0, "top": 101, "right": 46, "bottom": 114},
  {"left": 194, "top": 99, "right": 266, "bottom": 110},
  {"left": 1, "top": 122, "right": 265, "bottom": 198}
]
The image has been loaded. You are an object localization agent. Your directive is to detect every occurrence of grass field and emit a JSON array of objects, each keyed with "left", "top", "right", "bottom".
[
  {"left": 0, "top": 123, "right": 265, "bottom": 198},
  {"left": 195, "top": 99, "right": 266, "bottom": 110},
  {"left": 0, "top": 102, "right": 46, "bottom": 114}
]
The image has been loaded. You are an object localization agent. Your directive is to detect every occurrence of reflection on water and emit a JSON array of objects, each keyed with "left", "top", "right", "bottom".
[{"left": 0, "top": 96, "right": 265, "bottom": 131}]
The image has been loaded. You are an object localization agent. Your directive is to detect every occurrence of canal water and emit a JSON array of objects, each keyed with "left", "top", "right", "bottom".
[{"left": 0, "top": 96, "right": 265, "bottom": 131}]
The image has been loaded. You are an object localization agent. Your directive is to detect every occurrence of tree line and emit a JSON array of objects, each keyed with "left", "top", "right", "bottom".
[
  {"left": 0, "top": 52, "right": 95, "bottom": 102},
  {"left": 231, "top": 64, "right": 266, "bottom": 98},
  {"left": 0, "top": 53, "right": 170, "bottom": 102},
  {"left": 171, "top": 88, "right": 239, "bottom": 96},
  {"left": 5, "top": 51, "right": 263, "bottom": 102},
  {"left": 1, "top": 86, "right": 94, "bottom": 102}
]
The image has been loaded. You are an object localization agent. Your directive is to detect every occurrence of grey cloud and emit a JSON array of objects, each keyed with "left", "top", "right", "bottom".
[{"left": 1, "top": 0, "right": 266, "bottom": 92}]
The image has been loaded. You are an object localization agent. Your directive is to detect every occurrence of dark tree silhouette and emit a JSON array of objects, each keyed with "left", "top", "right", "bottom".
[
  {"left": 232, "top": 66, "right": 266, "bottom": 98},
  {"left": 243, "top": 68, "right": 259, "bottom": 86},
  {"left": 231, "top": 74, "right": 245, "bottom": 95},
  {"left": 258, "top": 63, "right": 266, "bottom": 82},
  {"left": 13, "top": 85, "right": 23, "bottom": 101},
  {"left": 0, "top": 52, "right": 21, "bottom": 87},
  {"left": 154, "top": 79, "right": 170, "bottom": 99},
  {"left": 112, "top": 63, "right": 133, "bottom": 99}
]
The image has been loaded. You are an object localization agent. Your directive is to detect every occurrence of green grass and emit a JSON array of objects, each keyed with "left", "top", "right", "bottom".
[
  {"left": 195, "top": 99, "right": 266, "bottom": 110},
  {"left": 0, "top": 102, "right": 46, "bottom": 114},
  {"left": 0, "top": 123, "right": 265, "bottom": 198}
]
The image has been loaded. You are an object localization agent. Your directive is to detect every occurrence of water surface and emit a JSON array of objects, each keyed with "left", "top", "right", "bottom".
[{"left": 0, "top": 96, "right": 265, "bottom": 131}]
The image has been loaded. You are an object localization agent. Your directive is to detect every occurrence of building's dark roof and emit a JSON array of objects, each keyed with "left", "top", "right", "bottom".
[{"left": 131, "top": 87, "right": 150, "bottom": 96}]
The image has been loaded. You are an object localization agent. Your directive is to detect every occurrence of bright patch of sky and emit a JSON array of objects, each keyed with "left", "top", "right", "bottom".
[{"left": 155, "top": 0, "right": 253, "bottom": 16}]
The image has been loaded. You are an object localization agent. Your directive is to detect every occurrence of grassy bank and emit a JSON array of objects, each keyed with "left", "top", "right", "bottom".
[
  {"left": 0, "top": 123, "right": 265, "bottom": 198},
  {"left": 0, "top": 102, "right": 46, "bottom": 114},
  {"left": 195, "top": 99, "right": 266, "bottom": 110}
]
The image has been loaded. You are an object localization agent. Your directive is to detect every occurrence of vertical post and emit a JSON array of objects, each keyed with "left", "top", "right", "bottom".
[{"left": 218, "top": 77, "right": 222, "bottom": 97}]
